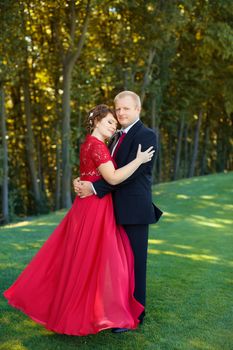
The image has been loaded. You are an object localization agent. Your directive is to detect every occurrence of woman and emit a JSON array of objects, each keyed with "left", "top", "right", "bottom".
[{"left": 4, "top": 104, "right": 154, "bottom": 336}]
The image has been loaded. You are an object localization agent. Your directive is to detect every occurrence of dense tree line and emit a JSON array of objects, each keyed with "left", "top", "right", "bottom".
[{"left": 0, "top": 0, "right": 232, "bottom": 223}]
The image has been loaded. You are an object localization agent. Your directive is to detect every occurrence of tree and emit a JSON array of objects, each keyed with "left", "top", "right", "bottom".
[
  {"left": 0, "top": 87, "right": 9, "bottom": 223},
  {"left": 1, "top": 0, "right": 232, "bottom": 221},
  {"left": 59, "top": 0, "right": 91, "bottom": 208}
]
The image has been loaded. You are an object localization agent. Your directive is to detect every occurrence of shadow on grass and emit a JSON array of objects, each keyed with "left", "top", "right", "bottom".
[{"left": 0, "top": 309, "right": 148, "bottom": 350}]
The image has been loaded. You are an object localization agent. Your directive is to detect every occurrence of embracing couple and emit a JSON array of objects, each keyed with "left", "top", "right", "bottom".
[{"left": 4, "top": 91, "right": 162, "bottom": 336}]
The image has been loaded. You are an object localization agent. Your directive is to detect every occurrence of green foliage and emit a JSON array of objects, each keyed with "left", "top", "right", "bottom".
[{"left": 0, "top": 0, "right": 232, "bottom": 218}]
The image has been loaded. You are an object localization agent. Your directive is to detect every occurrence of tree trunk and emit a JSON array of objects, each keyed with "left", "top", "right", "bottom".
[
  {"left": 61, "top": 63, "right": 72, "bottom": 208},
  {"left": 55, "top": 80, "right": 62, "bottom": 210},
  {"left": 189, "top": 111, "right": 203, "bottom": 177},
  {"left": 55, "top": 135, "right": 61, "bottom": 210},
  {"left": 61, "top": 0, "right": 91, "bottom": 208},
  {"left": 0, "top": 88, "right": 9, "bottom": 223},
  {"left": 20, "top": 3, "right": 41, "bottom": 211},
  {"left": 216, "top": 123, "right": 226, "bottom": 173},
  {"left": 22, "top": 74, "right": 41, "bottom": 207},
  {"left": 169, "top": 136, "right": 174, "bottom": 180},
  {"left": 200, "top": 115, "right": 210, "bottom": 175},
  {"left": 157, "top": 133, "right": 162, "bottom": 183},
  {"left": 36, "top": 133, "right": 47, "bottom": 194},
  {"left": 140, "top": 48, "right": 156, "bottom": 106},
  {"left": 173, "top": 114, "right": 184, "bottom": 180},
  {"left": 151, "top": 96, "right": 159, "bottom": 183},
  {"left": 183, "top": 123, "right": 189, "bottom": 177}
]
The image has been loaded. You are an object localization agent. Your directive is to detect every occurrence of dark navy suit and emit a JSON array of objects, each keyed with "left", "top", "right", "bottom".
[{"left": 93, "top": 120, "right": 162, "bottom": 315}]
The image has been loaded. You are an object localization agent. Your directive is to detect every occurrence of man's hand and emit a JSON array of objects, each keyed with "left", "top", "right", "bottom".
[{"left": 73, "top": 177, "right": 94, "bottom": 198}]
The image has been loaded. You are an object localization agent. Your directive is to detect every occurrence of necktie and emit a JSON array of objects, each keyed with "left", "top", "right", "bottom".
[
  {"left": 108, "top": 131, "right": 122, "bottom": 153},
  {"left": 112, "top": 132, "right": 126, "bottom": 159}
]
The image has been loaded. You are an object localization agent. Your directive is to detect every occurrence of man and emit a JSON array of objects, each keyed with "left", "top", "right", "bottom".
[{"left": 74, "top": 91, "right": 162, "bottom": 332}]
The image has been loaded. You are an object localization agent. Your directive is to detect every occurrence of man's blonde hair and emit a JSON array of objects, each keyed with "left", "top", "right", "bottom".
[{"left": 114, "top": 91, "right": 141, "bottom": 108}]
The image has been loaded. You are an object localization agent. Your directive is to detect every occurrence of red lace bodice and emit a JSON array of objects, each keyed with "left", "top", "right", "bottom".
[{"left": 80, "top": 135, "right": 112, "bottom": 181}]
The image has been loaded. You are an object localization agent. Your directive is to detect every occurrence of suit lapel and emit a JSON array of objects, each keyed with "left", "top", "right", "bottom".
[
  {"left": 108, "top": 131, "right": 121, "bottom": 153},
  {"left": 115, "top": 120, "right": 143, "bottom": 165}
]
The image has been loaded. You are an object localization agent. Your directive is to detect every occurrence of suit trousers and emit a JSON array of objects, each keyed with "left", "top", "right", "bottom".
[{"left": 123, "top": 224, "right": 149, "bottom": 313}]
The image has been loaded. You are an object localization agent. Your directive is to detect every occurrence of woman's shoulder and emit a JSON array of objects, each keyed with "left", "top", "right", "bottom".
[
  {"left": 83, "top": 134, "right": 109, "bottom": 154},
  {"left": 89, "top": 136, "right": 111, "bottom": 166},
  {"left": 82, "top": 134, "right": 105, "bottom": 149}
]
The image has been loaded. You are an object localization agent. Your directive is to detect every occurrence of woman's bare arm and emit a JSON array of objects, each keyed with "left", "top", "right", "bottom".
[{"left": 98, "top": 144, "right": 154, "bottom": 185}]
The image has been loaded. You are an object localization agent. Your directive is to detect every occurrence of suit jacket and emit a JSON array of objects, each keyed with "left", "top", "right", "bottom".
[{"left": 94, "top": 120, "right": 163, "bottom": 225}]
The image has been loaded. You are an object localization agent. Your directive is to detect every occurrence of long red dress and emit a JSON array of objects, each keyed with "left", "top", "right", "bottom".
[{"left": 3, "top": 134, "right": 143, "bottom": 336}]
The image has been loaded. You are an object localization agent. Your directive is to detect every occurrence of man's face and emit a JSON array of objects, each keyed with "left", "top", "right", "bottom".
[{"left": 115, "top": 96, "right": 141, "bottom": 128}]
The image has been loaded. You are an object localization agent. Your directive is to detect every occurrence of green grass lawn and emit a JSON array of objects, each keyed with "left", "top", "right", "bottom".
[{"left": 0, "top": 172, "right": 232, "bottom": 350}]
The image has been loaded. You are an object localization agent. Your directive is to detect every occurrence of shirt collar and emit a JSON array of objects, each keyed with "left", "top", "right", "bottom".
[{"left": 121, "top": 118, "right": 140, "bottom": 134}]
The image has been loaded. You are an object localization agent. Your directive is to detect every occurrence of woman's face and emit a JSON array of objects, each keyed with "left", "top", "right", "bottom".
[{"left": 95, "top": 113, "right": 117, "bottom": 139}]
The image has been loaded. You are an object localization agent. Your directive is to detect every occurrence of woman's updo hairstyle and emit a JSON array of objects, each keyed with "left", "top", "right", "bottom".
[{"left": 86, "top": 104, "right": 117, "bottom": 133}]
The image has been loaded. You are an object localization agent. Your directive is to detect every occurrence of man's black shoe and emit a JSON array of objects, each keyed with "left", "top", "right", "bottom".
[
  {"left": 139, "top": 318, "right": 144, "bottom": 325},
  {"left": 139, "top": 310, "right": 145, "bottom": 324},
  {"left": 111, "top": 328, "right": 130, "bottom": 334}
]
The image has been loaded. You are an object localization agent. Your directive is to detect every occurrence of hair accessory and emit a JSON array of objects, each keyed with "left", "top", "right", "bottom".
[{"left": 89, "top": 112, "right": 94, "bottom": 126}]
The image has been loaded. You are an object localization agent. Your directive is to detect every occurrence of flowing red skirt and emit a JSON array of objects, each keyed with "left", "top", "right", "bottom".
[{"left": 3, "top": 194, "right": 143, "bottom": 336}]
